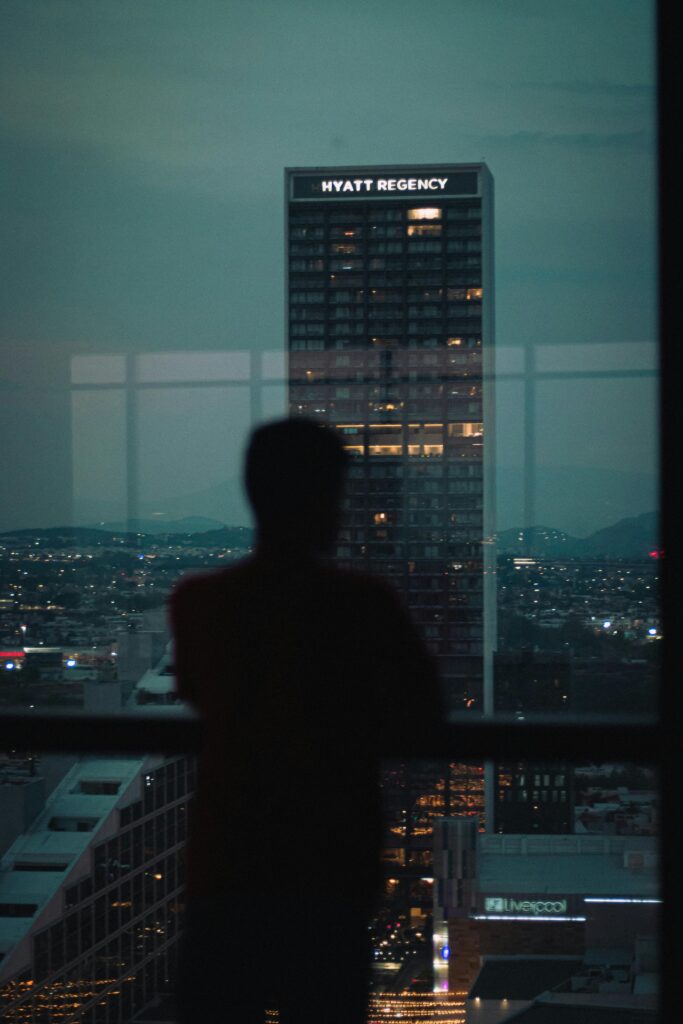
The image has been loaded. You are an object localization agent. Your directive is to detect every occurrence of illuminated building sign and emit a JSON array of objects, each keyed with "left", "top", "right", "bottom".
[
  {"left": 484, "top": 897, "right": 568, "bottom": 916},
  {"left": 290, "top": 169, "right": 479, "bottom": 200}
]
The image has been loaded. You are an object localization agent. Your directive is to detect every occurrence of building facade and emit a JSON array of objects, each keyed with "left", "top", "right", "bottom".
[
  {"left": 286, "top": 165, "right": 496, "bottom": 930},
  {"left": 493, "top": 651, "right": 573, "bottom": 835},
  {"left": 0, "top": 753, "right": 190, "bottom": 1024},
  {"left": 286, "top": 164, "right": 496, "bottom": 717},
  {"left": 0, "top": 656, "right": 190, "bottom": 1024},
  {"left": 433, "top": 817, "right": 659, "bottom": 996}
]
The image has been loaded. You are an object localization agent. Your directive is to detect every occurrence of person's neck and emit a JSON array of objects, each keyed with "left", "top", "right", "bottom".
[{"left": 254, "top": 534, "right": 323, "bottom": 564}]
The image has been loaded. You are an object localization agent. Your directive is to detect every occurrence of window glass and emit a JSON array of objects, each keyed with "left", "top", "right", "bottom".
[{"left": 0, "top": 1, "right": 659, "bottom": 1017}]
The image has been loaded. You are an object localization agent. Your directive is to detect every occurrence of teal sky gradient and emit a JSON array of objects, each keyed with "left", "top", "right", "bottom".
[{"left": 0, "top": 1, "right": 658, "bottom": 534}]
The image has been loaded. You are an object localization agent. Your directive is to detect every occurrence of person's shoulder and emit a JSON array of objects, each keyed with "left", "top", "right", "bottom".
[{"left": 169, "top": 559, "right": 252, "bottom": 611}]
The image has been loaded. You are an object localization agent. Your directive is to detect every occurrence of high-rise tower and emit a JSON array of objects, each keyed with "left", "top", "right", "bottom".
[{"left": 286, "top": 165, "right": 495, "bottom": 717}]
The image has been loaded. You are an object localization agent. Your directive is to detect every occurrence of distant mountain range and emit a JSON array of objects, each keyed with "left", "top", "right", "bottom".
[
  {"left": 497, "top": 511, "right": 659, "bottom": 558},
  {"left": 1, "top": 511, "right": 658, "bottom": 558},
  {"left": 91, "top": 516, "right": 229, "bottom": 535},
  {"left": 0, "top": 520, "right": 253, "bottom": 548}
]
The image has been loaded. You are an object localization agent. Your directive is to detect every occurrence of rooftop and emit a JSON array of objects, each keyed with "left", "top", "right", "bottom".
[
  {"left": 469, "top": 956, "right": 582, "bottom": 1000},
  {"left": 477, "top": 834, "right": 658, "bottom": 898},
  {"left": 498, "top": 995, "right": 657, "bottom": 1023}
]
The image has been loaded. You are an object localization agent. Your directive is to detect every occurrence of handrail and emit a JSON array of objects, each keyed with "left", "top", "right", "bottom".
[{"left": 0, "top": 709, "right": 660, "bottom": 761}]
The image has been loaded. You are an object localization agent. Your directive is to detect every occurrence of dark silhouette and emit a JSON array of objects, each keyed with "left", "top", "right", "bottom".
[{"left": 170, "top": 418, "right": 442, "bottom": 1023}]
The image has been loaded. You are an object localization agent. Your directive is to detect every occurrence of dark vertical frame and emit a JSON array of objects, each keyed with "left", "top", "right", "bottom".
[{"left": 658, "top": 0, "right": 680, "bottom": 1017}]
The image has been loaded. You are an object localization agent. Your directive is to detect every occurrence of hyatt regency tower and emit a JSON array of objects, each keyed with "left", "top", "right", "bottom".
[{"left": 286, "top": 165, "right": 495, "bottom": 716}]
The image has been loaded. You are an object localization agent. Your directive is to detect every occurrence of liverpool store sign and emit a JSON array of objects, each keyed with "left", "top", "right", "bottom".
[{"left": 484, "top": 897, "right": 568, "bottom": 916}]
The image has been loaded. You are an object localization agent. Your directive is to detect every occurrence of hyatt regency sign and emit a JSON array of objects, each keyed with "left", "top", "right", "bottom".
[
  {"left": 484, "top": 897, "right": 568, "bottom": 917},
  {"left": 290, "top": 169, "right": 479, "bottom": 200}
]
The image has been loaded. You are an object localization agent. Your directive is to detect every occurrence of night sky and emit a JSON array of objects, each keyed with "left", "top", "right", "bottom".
[{"left": 0, "top": 1, "right": 657, "bottom": 535}]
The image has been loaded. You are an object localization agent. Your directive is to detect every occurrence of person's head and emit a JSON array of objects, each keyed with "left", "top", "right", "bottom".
[{"left": 244, "top": 417, "right": 348, "bottom": 553}]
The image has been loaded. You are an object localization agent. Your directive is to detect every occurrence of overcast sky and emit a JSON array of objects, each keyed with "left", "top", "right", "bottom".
[{"left": 0, "top": 1, "right": 658, "bottom": 534}]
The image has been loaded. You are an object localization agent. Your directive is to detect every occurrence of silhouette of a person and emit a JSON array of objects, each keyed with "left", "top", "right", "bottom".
[{"left": 170, "top": 418, "right": 442, "bottom": 1023}]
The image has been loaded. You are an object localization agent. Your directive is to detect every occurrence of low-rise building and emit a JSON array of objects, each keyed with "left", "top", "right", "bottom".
[{"left": 433, "top": 819, "right": 659, "bottom": 999}]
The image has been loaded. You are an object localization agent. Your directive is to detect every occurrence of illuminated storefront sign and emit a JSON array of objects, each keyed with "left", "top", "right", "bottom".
[
  {"left": 290, "top": 169, "right": 479, "bottom": 200},
  {"left": 484, "top": 897, "right": 568, "bottom": 916}
]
